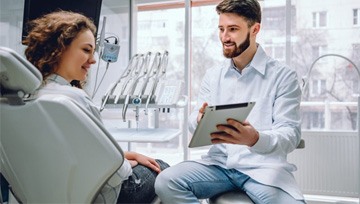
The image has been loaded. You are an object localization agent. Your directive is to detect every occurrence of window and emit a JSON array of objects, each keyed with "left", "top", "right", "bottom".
[
  {"left": 312, "top": 45, "right": 327, "bottom": 61},
  {"left": 135, "top": 2, "right": 186, "bottom": 164},
  {"left": 264, "top": 44, "right": 285, "bottom": 63},
  {"left": 310, "top": 111, "right": 325, "bottom": 129},
  {"left": 263, "top": 7, "right": 286, "bottom": 30},
  {"left": 312, "top": 11, "right": 327, "bottom": 28},
  {"left": 352, "top": 43, "right": 360, "bottom": 60},
  {"left": 138, "top": 21, "right": 151, "bottom": 30},
  {"left": 353, "top": 8, "right": 360, "bottom": 26},
  {"left": 352, "top": 79, "right": 359, "bottom": 95},
  {"left": 311, "top": 79, "right": 326, "bottom": 96},
  {"left": 331, "top": 112, "right": 342, "bottom": 129},
  {"left": 132, "top": 0, "right": 359, "bottom": 134},
  {"left": 302, "top": 111, "right": 325, "bottom": 129},
  {"left": 312, "top": 46, "right": 319, "bottom": 60}
]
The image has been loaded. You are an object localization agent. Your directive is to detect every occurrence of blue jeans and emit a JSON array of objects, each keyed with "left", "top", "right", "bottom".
[
  {"left": 0, "top": 173, "right": 9, "bottom": 202},
  {"left": 117, "top": 159, "right": 169, "bottom": 203},
  {"left": 155, "top": 161, "right": 306, "bottom": 204}
]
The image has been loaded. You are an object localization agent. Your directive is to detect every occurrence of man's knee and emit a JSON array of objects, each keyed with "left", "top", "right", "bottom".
[
  {"left": 155, "top": 168, "right": 167, "bottom": 192},
  {"left": 155, "top": 167, "right": 180, "bottom": 195}
]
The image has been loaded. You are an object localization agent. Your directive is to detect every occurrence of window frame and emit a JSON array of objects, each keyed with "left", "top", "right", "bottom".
[
  {"left": 353, "top": 8, "right": 360, "bottom": 26},
  {"left": 312, "top": 11, "right": 327, "bottom": 28}
]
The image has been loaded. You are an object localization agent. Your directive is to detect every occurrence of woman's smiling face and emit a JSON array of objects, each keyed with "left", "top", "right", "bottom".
[{"left": 55, "top": 29, "right": 96, "bottom": 82}]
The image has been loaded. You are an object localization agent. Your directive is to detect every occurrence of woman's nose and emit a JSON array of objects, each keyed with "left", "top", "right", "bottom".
[{"left": 89, "top": 54, "right": 96, "bottom": 64}]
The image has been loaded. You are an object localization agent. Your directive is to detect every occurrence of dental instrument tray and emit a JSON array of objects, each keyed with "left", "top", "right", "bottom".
[{"left": 188, "top": 101, "right": 256, "bottom": 148}]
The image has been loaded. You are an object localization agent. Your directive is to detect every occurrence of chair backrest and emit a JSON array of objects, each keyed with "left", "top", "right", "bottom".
[{"left": 0, "top": 47, "right": 124, "bottom": 203}]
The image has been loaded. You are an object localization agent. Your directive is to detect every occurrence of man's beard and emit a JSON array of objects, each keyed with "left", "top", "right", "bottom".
[{"left": 222, "top": 32, "right": 250, "bottom": 58}]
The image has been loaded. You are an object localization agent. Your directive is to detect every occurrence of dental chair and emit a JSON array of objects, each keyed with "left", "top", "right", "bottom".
[
  {"left": 209, "top": 139, "right": 305, "bottom": 204},
  {"left": 0, "top": 46, "right": 124, "bottom": 203}
]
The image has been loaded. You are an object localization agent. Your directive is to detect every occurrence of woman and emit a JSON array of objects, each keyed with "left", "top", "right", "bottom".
[{"left": 23, "top": 10, "right": 169, "bottom": 203}]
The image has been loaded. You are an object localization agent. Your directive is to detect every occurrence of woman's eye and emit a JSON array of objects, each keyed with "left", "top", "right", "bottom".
[{"left": 83, "top": 48, "right": 91, "bottom": 53}]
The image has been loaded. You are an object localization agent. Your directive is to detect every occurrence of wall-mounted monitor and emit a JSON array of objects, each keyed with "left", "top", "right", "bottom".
[{"left": 22, "top": 0, "right": 103, "bottom": 43}]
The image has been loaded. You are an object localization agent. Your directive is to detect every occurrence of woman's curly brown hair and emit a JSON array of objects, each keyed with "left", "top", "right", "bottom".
[{"left": 22, "top": 10, "right": 96, "bottom": 88}]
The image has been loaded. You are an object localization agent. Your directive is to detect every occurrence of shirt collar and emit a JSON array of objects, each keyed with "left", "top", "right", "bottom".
[
  {"left": 251, "top": 44, "right": 267, "bottom": 76},
  {"left": 227, "top": 44, "right": 268, "bottom": 76},
  {"left": 230, "top": 60, "right": 248, "bottom": 75},
  {"left": 46, "top": 74, "right": 71, "bottom": 86}
]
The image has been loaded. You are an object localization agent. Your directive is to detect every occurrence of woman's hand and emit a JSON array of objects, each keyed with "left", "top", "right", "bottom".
[
  {"left": 125, "top": 152, "right": 161, "bottom": 173},
  {"left": 128, "top": 160, "right": 138, "bottom": 167}
]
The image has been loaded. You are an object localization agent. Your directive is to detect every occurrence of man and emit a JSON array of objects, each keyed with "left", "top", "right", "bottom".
[{"left": 155, "top": 0, "right": 305, "bottom": 203}]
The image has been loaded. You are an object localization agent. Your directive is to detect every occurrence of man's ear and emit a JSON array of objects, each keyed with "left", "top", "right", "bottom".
[{"left": 252, "top": 23, "right": 260, "bottom": 35}]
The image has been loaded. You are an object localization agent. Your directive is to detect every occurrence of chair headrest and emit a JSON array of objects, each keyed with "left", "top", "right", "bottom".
[{"left": 0, "top": 47, "right": 42, "bottom": 95}]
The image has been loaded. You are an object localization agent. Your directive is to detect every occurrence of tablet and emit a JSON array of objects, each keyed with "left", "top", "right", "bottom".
[{"left": 188, "top": 101, "right": 255, "bottom": 148}]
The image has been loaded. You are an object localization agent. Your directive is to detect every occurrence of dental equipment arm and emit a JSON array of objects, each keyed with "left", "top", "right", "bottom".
[
  {"left": 144, "top": 51, "right": 169, "bottom": 115},
  {"left": 121, "top": 54, "right": 147, "bottom": 122},
  {"left": 134, "top": 52, "right": 161, "bottom": 105},
  {"left": 100, "top": 54, "right": 138, "bottom": 111},
  {"left": 113, "top": 54, "right": 141, "bottom": 105}
]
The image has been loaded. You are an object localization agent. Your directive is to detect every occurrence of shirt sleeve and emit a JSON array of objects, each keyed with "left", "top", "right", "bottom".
[
  {"left": 250, "top": 69, "right": 302, "bottom": 155},
  {"left": 188, "top": 69, "right": 213, "bottom": 134}
]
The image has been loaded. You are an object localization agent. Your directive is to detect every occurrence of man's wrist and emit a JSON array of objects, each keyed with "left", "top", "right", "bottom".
[{"left": 249, "top": 131, "right": 260, "bottom": 147}]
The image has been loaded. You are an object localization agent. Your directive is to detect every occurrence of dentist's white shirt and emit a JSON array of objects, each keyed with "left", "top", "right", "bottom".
[{"left": 189, "top": 45, "right": 304, "bottom": 200}]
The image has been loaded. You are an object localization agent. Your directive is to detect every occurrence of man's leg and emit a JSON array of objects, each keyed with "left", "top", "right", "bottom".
[
  {"left": 243, "top": 178, "right": 306, "bottom": 204},
  {"left": 155, "top": 161, "right": 248, "bottom": 204}
]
